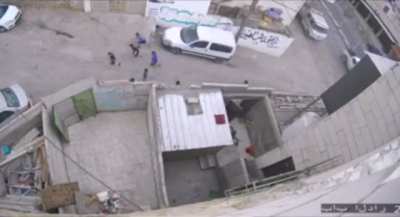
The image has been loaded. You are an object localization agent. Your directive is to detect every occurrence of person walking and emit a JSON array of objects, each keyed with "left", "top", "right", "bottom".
[
  {"left": 107, "top": 52, "right": 116, "bottom": 65},
  {"left": 142, "top": 68, "right": 148, "bottom": 81},
  {"left": 150, "top": 51, "right": 158, "bottom": 66},
  {"left": 129, "top": 44, "right": 139, "bottom": 57}
]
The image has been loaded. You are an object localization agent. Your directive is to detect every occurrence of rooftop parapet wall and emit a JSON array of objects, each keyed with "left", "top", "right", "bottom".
[{"left": 284, "top": 64, "right": 400, "bottom": 171}]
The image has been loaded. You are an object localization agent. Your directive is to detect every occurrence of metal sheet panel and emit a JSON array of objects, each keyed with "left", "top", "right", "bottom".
[{"left": 158, "top": 90, "right": 233, "bottom": 152}]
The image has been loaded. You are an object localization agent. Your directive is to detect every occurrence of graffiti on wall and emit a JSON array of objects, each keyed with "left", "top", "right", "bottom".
[
  {"left": 157, "top": 6, "right": 233, "bottom": 30},
  {"left": 236, "top": 27, "right": 294, "bottom": 57}
]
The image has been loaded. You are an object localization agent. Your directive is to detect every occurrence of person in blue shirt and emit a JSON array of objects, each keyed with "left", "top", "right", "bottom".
[
  {"left": 150, "top": 51, "right": 158, "bottom": 66},
  {"left": 135, "top": 32, "right": 146, "bottom": 46}
]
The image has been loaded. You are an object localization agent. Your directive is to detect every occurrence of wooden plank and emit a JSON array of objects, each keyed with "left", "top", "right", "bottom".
[
  {"left": 0, "top": 137, "right": 44, "bottom": 167},
  {"left": 40, "top": 182, "right": 79, "bottom": 210}
]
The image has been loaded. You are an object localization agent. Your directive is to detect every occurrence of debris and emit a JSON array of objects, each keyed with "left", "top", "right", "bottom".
[
  {"left": 36, "top": 21, "right": 74, "bottom": 39},
  {"left": 55, "top": 30, "right": 74, "bottom": 39},
  {"left": 0, "top": 137, "right": 44, "bottom": 167},
  {"left": 0, "top": 195, "right": 41, "bottom": 212},
  {"left": 96, "top": 191, "right": 120, "bottom": 214},
  {"left": 40, "top": 182, "right": 79, "bottom": 210},
  {"left": 1, "top": 144, "right": 12, "bottom": 156}
]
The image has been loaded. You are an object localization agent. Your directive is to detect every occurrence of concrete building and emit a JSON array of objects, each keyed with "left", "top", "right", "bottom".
[
  {"left": 1, "top": 58, "right": 400, "bottom": 214},
  {"left": 349, "top": 0, "right": 400, "bottom": 53}
]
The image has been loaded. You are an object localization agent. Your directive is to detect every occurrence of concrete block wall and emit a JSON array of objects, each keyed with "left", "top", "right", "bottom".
[
  {"left": 284, "top": 65, "right": 400, "bottom": 171},
  {"left": 246, "top": 97, "right": 283, "bottom": 157},
  {"left": 218, "top": 158, "right": 249, "bottom": 189},
  {"left": 70, "top": 0, "right": 147, "bottom": 14},
  {"left": 42, "top": 107, "right": 70, "bottom": 185},
  {"left": 94, "top": 83, "right": 151, "bottom": 112}
]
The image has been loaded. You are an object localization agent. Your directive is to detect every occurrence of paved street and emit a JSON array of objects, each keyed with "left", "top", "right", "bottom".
[{"left": 1, "top": 6, "right": 348, "bottom": 101}]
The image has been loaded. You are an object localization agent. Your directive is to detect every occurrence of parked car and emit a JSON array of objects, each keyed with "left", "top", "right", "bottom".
[
  {"left": 162, "top": 25, "right": 236, "bottom": 62},
  {"left": 342, "top": 48, "right": 361, "bottom": 71},
  {"left": 0, "top": 84, "right": 30, "bottom": 127},
  {"left": 0, "top": 4, "right": 22, "bottom": 32},
  {"left": 299, "top": 6, "right": 329, "bottom": 40}
]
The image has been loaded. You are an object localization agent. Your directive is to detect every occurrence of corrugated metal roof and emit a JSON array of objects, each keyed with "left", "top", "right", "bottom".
[{"left": 158, "top": 90, "right": 233, "bottom": 152}]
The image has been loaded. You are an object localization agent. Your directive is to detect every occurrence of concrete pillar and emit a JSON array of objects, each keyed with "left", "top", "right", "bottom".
[{"left": 84, "top": 0, "right": 91, "bottom": 13}]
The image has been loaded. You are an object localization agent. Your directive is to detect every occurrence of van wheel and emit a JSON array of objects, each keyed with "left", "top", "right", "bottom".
[
  {"left": 0, "top": 27, "right": 7, "bottom": 33},
  {"left": 171, "top": 47, "right": 181, "bottom": 54}
]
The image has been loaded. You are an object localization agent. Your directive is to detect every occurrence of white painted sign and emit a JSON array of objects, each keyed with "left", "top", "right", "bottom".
[{"left": 235, "top": 27, "right": 294, "bottom": 57}]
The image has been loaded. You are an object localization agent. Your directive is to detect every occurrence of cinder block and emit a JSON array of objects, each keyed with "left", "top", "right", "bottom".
[
  {"left": 352, "top": 127, "right": 368, "bottom": 156},
  {"left": 340, "top": 145, "right": 352, "bottom": 162},
  {"left": 393, "top": 67, "right": 400, "bottom": 83},
  {"left": 361, "top": 127, "right": 375, "bottom": 152},
  {"left": 388, "top": 95, "right": 400, "bottom": 114},
  {"left": 386, "top": 121, "right": 400, "bottom": 141},
  {"left": 386, "top": 71, "right": 400, "bottom": 92},
  {"left": 351, "top": 100, "right": 367, "bottom": 128},
  {"left": 377, "top": 119, "right": 391, "bottom": 145}
]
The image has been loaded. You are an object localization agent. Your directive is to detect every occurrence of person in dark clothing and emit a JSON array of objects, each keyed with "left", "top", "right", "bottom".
[
  {"left": 150, "top": 51, "right": 158, "bottom": 66},
  {"left": 143, "top": 68, "right": 148, "bottom": 81},
  {"left": 129, "top": 44, "right": 139, "bottom": 57},
  {"left": 107, "top": 52, "right": 116, "bottom": 65}
]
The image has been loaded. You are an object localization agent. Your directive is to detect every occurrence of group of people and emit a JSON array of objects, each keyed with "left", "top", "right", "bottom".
[
  {"left": 108, "top": 31, "right": 159, "bottom": 82},
  {"left": 128, "top": 32, "right": 159, "bottom": 67}
]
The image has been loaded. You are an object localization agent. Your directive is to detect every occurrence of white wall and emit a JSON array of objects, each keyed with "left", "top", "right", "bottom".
[
  {"left": 235, "top": 27, "right": 294, "bottom": 57},
  {"left": 146, "top": 0, "right": 211, "bottom": 17}
]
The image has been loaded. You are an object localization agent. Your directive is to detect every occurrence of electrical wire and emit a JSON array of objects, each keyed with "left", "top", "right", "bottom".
[
  {"left": 43, "top": 135, "right": 144, "bottom": 211},
  {"left": 12, "top": 106, "right": 144, "bottom": 211}
]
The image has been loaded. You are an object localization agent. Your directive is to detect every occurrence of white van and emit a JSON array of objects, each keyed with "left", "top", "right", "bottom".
[
  {"left": 162, "top": 26, "right": 236, "bottom": 61},
  {"left": 299, "top": 7, "right": 329, "bottom": 40}
]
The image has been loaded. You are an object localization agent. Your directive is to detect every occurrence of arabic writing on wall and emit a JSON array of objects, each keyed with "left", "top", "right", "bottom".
[
  {"left": 240, "top": 28, "right": 280, "bottom": 48},
  {"left": 236, "top": 27, "right": 294, "bottom": 57}
]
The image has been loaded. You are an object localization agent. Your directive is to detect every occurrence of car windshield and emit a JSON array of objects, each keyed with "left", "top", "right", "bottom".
[
  {"left": 180, "top": 27, "right": 199, "bottom": 44},
  {"left": 310, "top": 19, "right": 328, "bottom": 34},
  {"left": 0, "top": 88, "right": 19, "bottom": 107},
  {"left": 0, "top": 5, "right": 8, "bottom": 19}
]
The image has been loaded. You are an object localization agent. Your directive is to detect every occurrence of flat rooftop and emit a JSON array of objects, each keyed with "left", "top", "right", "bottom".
[{"left": 64, "top": 111, "right": 158, "bottom": 212}]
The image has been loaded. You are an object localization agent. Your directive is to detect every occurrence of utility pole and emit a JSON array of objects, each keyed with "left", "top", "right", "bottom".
[{"left": 235, "top": 0, "right": 259, "bottom": 42}]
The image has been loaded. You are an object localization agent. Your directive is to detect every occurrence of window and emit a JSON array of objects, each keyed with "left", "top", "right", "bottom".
[
  {"left": 0, "top": 88, "right": 19, "bottom": 107},
  {"left": 185, "top": 97, "right": 202, "bottom": 115},
  {"left": 310, "top": 19, "right": 328, "bottom": 34},
  {"left": 209, "top": 43, "right": 232, "bottom": 53},
  {"left": 0, "top": 6, "right": 8, "bottom": 19},
  {"left": 0, "top": 111, "right": 14, "bottom": 124},
  {"left": 180, "top": 26, "right": 199, "bottom": 44},
  {"left": 190, "top": 41, "right": 209, "bottom": 48}
]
